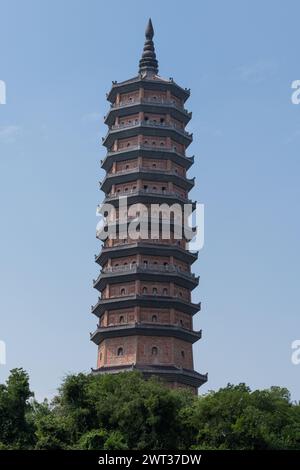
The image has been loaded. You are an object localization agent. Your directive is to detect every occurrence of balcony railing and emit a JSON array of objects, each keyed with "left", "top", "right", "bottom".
[
  {"left": 106, "top": 166, "right": 186, "bottom": 178},
  {"left": 106, "top": 144, "right": 187, "bottom": 158},
  {"left": 95, "top": 263, "right": 194, "bottom": 280},
  {"left": 105, "top": 188, "right": 189, "bottom": 202},
  {"left": 99, "top": 291, "right": 191, "bottom": 301},
  {"left": 103, "top": 239, "right": 186, "bottom": 249},
  {"left": 110, "top": 120, "right": 192, "bottom": 138},
  {"left": 109, "top": 97, "right": 190, "bottom": 115},
  {"left": 92, "top": 321, "right": 198, "bottom": 336}
]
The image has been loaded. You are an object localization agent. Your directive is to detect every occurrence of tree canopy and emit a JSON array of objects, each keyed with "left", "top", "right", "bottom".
[{"left": 0, "top": 368, "right": 299, "bottom": 450}]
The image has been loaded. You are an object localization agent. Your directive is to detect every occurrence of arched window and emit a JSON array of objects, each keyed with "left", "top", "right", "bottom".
[
  {"left": 180, "top": 319, "right": 184, "bottom": 327},
  {"left": 152, "top": 346, "right": 158, "bottom": 356},
  {"left": 120, "top": 288, "right": 125, "bottom": 296},
  {"left": 163, "top": 288, "right": 168, "bottom": 296},
  {"left": 152, "top": 314, "right": 157, "bottom": 322},
  {"left": 119, "top": 316, "right": 124, "bottom": 323},
  {"left": 181, "top": 350, "right": 185, "bottom": 358},
  {"left": 127, "top": 142, "right": 130, "bottom": 147},
  {"left": 117, "top": 347, "right": 124, "bottom": 356},
  {"left": 142, "top": 287, "right": 148, "bottom": 294},
  {"left": 152, "top": 287, "right": 157, "bottom": 295}
]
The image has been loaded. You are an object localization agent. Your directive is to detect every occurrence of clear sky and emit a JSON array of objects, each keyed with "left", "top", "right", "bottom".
[{"left": 0, "top": 0, "right": 300, "bottom": 401}]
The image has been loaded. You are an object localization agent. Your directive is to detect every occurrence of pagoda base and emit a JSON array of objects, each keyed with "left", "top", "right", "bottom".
[{"left": 92, "top": 363, "right": 207, "bottom": 393}]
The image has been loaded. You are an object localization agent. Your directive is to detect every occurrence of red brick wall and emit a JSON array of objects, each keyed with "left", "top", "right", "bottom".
[
  {"left": 119, "top": 91, "right": 139, "bottom": 103},
  {"left": 106, "top": 281, "right": 136, "bottom": 298},
  {"left": 142, "top": 136, "right": 167, "bottom": 147},
  {"left": 104, "top": 254, "right": 189, "bottom": 273},
  {"left": 117, "top": 114, "right": 139, "bottom": 126},
  {"left": 140, "top": 307, "right": 171, "bottom": 323},
  {"left": 99, "top": 307, "right": 192, "bottom": 330},
  {"left": 173, "top": 338, "right": 193, "bottom": 369},
  {"left": 115, "top": 159, "right": 138, "bottom": 171},
  {"left": 103, "top": 280, "right": 190, "bottom": 299},
  {"left": 104, "top": 308, "right": 136, "bottom": 326},
  {"left": 143, "top": 90, "right": 167, "bottom": 101},
  {"left": 97, "top": 336, "right": 193, "bottom": 370},
  {"left": 98, "top": 336, "right": 137, "bottom": 367},
  {"left": 142, "top": 159, "right": 168, "bottom": 169},
  {"left": 136, "top": 336, "right": 193, "bottom": 369},
  {"left": 117, "top": 136, "right": 138, "bottom": 150}
]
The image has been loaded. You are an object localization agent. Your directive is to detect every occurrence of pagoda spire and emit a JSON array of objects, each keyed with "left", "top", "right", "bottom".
[{"left": 139, "top": 18, "right": 159, "bottom": 75}]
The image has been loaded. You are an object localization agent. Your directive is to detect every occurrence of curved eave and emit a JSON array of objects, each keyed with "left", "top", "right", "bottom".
[
  {"left": 95, "top": 243, "right": 198, "bottom": 266},
  {"left": 104, "top": 102, "right": 192, "bottom": 126},
  {"left": 90, "top": 323, "right": 202, "bottom": 344},
  {"left": 92, "top": 363, "right": 208, "bottom": 389},
  {"left": 102, "top": 124, "right": 193, "bottom": 148},
  {"left": 107, "top": 77, "right": 190, "bottom": 103},
  {"left": 138, "top": 365, "right": 208, "bottom": 389},
  {"left": 100, "top": 170, "right": 195, "bottom": 193},
  {"left": 91, "top": 295, "right": 201, "bottom": 317},
  {"left": 101, "top": 148, "right": 194, "bottom": 172},
  {"left": 93, "top": 268, "right": 199, "bottom": 291},
  {"left": 104, "top": 192, "right": 196, "bottom": 209}
]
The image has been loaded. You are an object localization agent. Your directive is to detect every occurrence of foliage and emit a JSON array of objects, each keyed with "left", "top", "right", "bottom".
[{"left": 0, "top": 368, "right": 299, "bottom": 450}]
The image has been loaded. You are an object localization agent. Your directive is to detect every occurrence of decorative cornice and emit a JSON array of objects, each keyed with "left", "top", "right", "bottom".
[
  {"left": 91, "top": 294, "right": 201, "bottom": 317},
  {"left": 90, "top": 322, "right": 202, "bottom": 344}
]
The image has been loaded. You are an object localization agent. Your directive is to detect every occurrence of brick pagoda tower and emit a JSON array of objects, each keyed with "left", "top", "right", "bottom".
[{"left": 91, "top": 19, "right": 207, "bottom": 392}]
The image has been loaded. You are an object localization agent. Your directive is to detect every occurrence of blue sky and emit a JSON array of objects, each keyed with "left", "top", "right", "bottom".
[{"left": 0, "top": 0, "right": 300, "bottom": 401}]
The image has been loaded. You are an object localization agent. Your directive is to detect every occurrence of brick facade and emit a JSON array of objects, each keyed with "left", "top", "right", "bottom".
[{"left": 91, "top": 19, "right": 207, "bottom": 393}]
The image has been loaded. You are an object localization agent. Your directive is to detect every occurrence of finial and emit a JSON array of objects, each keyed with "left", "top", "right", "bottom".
[
  {"left": 139, "top": 18, "right": 158, "bottom": 75},
  {"left": 145, "top": 18, "right": 154, "bottom": 39}
]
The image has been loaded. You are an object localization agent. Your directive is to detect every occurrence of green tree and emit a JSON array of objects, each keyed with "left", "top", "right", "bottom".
[
  {"left": 0, "top": 368, "right": 34, "bottom": 448},
  {"left": 182, "top": 383, "right": 300, "bottom": 450},
  {"left": 53, "top": 371, "right": 191, "bottom": 449},
  {"left": 1, "top": 368, "right": 300, "bottom": 450}
]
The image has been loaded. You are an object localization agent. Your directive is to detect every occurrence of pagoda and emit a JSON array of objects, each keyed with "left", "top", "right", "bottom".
[{"left": 90, "top": 19, "right": 207, "bottom": 392}]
